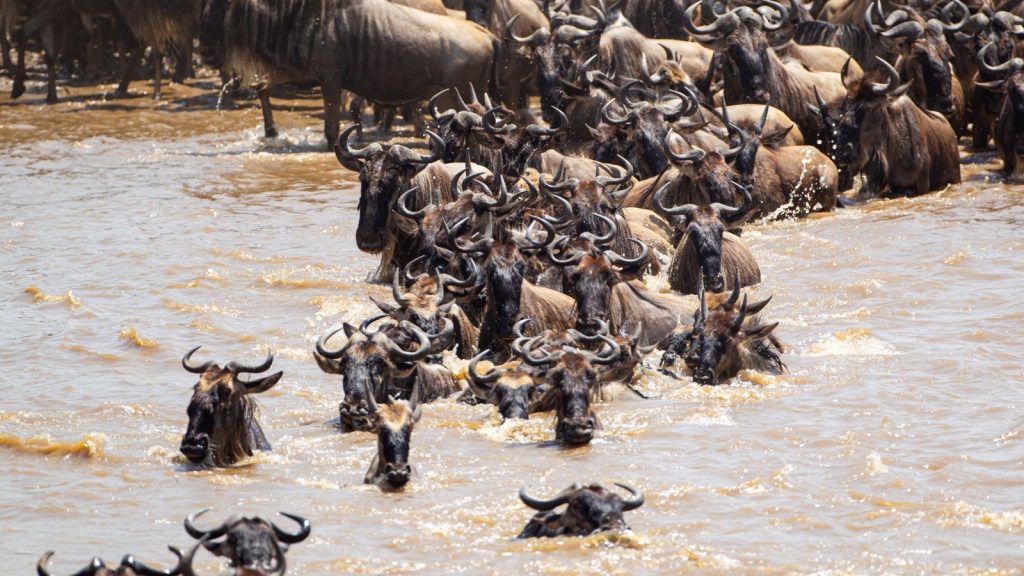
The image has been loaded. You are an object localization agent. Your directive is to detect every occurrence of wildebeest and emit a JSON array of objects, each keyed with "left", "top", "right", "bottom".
[
  {"left": 518, "top": 336, "right": 620, "bottom": 445},
  {"left": 314, "top": 316, "right": 438, "bottom": 431},
  {"left": 178, "top": 347, "right": 282, "bottom": 467},
  {"left": 671, "top": 283, "right": 785, "bottom": 386},
  {"left": 517, "top": 482, "right": 644, "bottom": 538},
  {"left": 36, "top": 549, "right": 184, "bottom": 576},
  {"left": 685, "top": 2, "right": 847, "bottom": 145},
  {"left": 201, "top": 0, "right": 498, "bottom": 145},
  {"left": 364, "top": 394, "right": 422, "bottom": 489},
  {"left": 974, "top": 45, "right": 1024, "bottom": 176},
  {"left": 654, "top": 176, "right": 761, "bottom": 295},
  {"left": 181, "top": 509, "right": 310, "bottom": 576},
  {"left": 465, "top": 347, "right": 542, "bottom": 420},
  {"left": 834, "top": 58, "right": 961, "bottom": 197},
  {"left": 726, "top": 104, "right": 839, "bottom": 218}
]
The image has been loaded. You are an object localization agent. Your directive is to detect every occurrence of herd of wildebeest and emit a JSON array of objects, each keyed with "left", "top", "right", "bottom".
[{"left": 11, "top": 0, "right": 1024, "bottom": 572}]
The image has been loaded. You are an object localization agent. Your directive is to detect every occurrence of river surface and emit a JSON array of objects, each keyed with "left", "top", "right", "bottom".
[{"left": 2, "top": 77, "right": 1023, "bottom": 575}]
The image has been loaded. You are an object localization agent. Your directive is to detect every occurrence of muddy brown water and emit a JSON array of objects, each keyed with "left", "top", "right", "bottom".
[{"left": 2, "top": 77, "right": 1023, "bottom": 575}]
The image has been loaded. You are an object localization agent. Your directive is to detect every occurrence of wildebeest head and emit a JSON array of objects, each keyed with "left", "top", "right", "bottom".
[
  {"left": 198, "top": 0, "right": 227, "bottom": 69},
  {"left": 181, "top": 509, "right": 310, "bottom": 576},
  {"left": 370, "top": 267, "right": 465, "bottom": 350},
  {"left": 654, "top": 174, "right": 752, "bottom": 293},
  {"left": 466, "top": 348, "right": 541, "bottom": 420},
  {"left": 663, "top": 129, "right": 742, "bottom": 207},
  {"left": 365, "top": 396, "right": 422, "bottom": 490},
  {"left": 334, "top": 125, "right": 444, "bottom": 252},
  {"left": 521, "top": 336, "right": 621, "bottom": 445},
  {"left": 314, "top": 317, "right": 432, "bottom": 431},
  {"left": 719, "top": 103, "right": 795, "bottom": 190},
  {"left": 179, "top": 347, "right": 282, "bottom": 466},
  {"left": 687, "top": 283, "right": 780, "bottom": 385},
  {"left": 505, "top": 6, "right": 606, "bottom": 118},
  {"left": 518, "top": 482, "right": 644, "bottom": 538},
  {"left": 36, "top": 549, "right": 184, "bottom": 576},
  {"left": 596, "top": 84, "right": 705, "bottom": 178},
  {"left": 834, "top": 57, "right": 906, "bottom": 168},
  {"left": 476, "top": 106, "right": 569, "bottom": 181},
  {"left": 684, "top": 2, "right": 790, "bottom": 105}
]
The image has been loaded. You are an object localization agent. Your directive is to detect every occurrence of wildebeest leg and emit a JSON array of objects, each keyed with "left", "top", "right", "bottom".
[
  {"left": 11, "top": 26, "right": 25, "bottom": 99},
  {"left": 152, "top": 49, "right": 162, "bottom": 100},
  {"left": 322, "top": 83, "right": 342, "bottom": 148},
  {"left": 41, "top": 26, "right": 57, "bottom": 104},
  {"left": 115, "top": 33, "right": 140, "bottom": 97},
  {"left": 0, "top": 33, "right": 10, "bottom": 71},
  {"left": 172, "top": 38, "right": 193, "bottom": 83},
  {"left": 404, "top": 103, "right": 425, "bottom": 136},
  {"left": 258, "top": 85, "right": 278, "bottom": 138}
]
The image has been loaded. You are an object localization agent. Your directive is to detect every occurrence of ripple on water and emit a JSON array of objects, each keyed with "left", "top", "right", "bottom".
[{"left": 0, "top": 432, "right": 108, "bottom": 460}]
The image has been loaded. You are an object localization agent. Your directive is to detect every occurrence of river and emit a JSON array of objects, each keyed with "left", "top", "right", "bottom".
[{"left": 2, "top": 77, "right": 1022, "bottom": 575}]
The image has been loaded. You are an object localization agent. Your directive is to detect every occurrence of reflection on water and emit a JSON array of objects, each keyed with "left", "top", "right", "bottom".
[{"left": 2, "top": 80, "right": 1023, "bottom": 575}]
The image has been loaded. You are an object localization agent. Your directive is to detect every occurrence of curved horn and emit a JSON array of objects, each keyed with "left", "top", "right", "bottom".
[
  {"left": 416, "top": 130, "right": 445, "bottom": 164},
  {"left": 403, "top": 254, "right": 428, "bottom": 286},
  {"left": 725, "top": 268, "right": 741, "bottom": 306},
  {"left": 596, "top": 155, "right": 634, "bottom": 188},
  {"left": 388, "top": 269, "right": 412, "bottom": 308},
  {"left": 605, "top": 237, "right": 650, "bottom": 269},
  {"left": 395, "top": 187, "right": 431, "bottom": 221},
  {"left": 519, "top": 485, "right": 574, "bottom": 511},
  {"left": 360, "top": 314, "right": 390, "bottom": 338},
  {"left": 182, "top": 346, "right": 214, "bottom": 374},
  {"left": 316, "top": 326, "right": 349, "bottom": 359},
  {"left": 711, "top": 180, "right": 753, "bottom": 225},
  {"left": 184, "top": 509, "right": 231, "bottom": 541},
  {"left": 522, "top": 215, "right": 558, "bottom": 250},
  {"left": 600, "top": 99, "right": 637, "bottom": 126},
  {"left": 426, "top": 88, "right": 452, "bottom": 123},
  {"left": 334, "top": 123, "right": 374, "bottom": 164},
  {"left": 977, "top": 42, "right": 1024, "bottom": 77},
  {"left": 615, "top": 482, "right": 645, "bottom": 511},
  {"left": 654, "top": 182, "right": 699, "bottom": 218},
  {"left": 940, "top": 0, "right": 969, "bottom": 32},
  {"left": 663, "top": 131, "right": 707, "bottom": 164},
  {"left": 513, "top": 318, "right": 534, "bottom": 339},
  {"left": 272, "top": 512, "right": 311, "bottom": 544},
  {"left": 179, "top": 535, "right": 210, "bottom": 576},
  {"left": 506, "top": 14, "right": 549, "bottom": 46},
  {"left": 385, "top": 321, "right": 432, "bottom": 362},
  {"left": 36, "top": 551, "right": 56, "bottom": 576},
  {"left": 483, "top": 107, "right": 517, "bottom": 135},
  {"left": 880, "top": 20, "right": 923, "bottom": 39},
  {"left": 125, "top": 546, "right": 186, "bottom": 576},
  {"left": 869, "top": 56, "right": 902, "bottom": 96},
  {"left": 758, "top": 0, "right": 789, "bottom": 31},
  {"left": 580, "top": 212, "right": 618, "bottom": 246},
  {"left": 518, "top": 337, "right": 564, "bottom": 366},
  {"left": 468, "top": 349, "right": 501, "bottom": 392},
  {"left": 226, "top": 351, "right": 273, "bottom": 375},
  {"left": 682, "top": 1, "right": 735, "bottom": 36},
  {"left": 731, "top": 294, "right": 749, "bottom": 332}
]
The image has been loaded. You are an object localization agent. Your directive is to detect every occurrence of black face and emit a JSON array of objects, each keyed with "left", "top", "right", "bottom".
[
  {"left": 1009, "top": 79, "right": 1024, "bottom": 156},
  {"left": 180, "top": 380, "right": 229, "bottom": 464},
  {"left": 688, "top": 324, "right": 731, "bottom": 385},
  {"left": 485, "top": 246, "right": 526, "bottom": 328},
  {"left": 355, "top": 154, "right": 398, "bottom": 252},
  {"left": 378, "top": 421, "right": 413, "bottom": 488},
  {"left": 833, "top": 102, "right": 868, "bottom": 167},
  {"left": 537, "top": 43, "right": 567, "bottom": 120},
  {"left": 561, "top": 490, "right": 627, "bottom": 535},
  {"left": 911, "top": 39, "right": 954, "bottom": 116},
  {"left": 687, "top": 218, "right": 726, "bottom": 292},
  {"left": 339, "top": 345, "right": 389, "bottom": 431},
  {"left": 567, "top": 260, "right": 613, "bottom": 329},
  {"left": 551, "top": 363, "right": 597, "bottom": 445},
  {"left": 222, "top": 521, "right": 280, "bottom": 571},
  {"left": 495, "top": 384, "right": 533, "bottom": 420},
  {"left": 198, "top": 0, "right": 227, "bottom": 68},
  {"left": 726, "top": 29, "right": 770, "bottom": 104}
]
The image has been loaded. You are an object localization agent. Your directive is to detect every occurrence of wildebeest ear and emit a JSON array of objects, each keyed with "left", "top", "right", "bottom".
[
  {"left": 762, "top": 125, "right": 793, "bottom": 147},
  {"left": 743, "top": 322, "right": 778, "bottom": 341},
  {"left": 239, "top": 371, "right": 283, "bottom": 394},
  {"left": 343, "top": 323, "right": 358, "bottom": 338},
  {"left": 369, "top": 296, "right": 401, "bottom": 315},
  {"left": 313, "top": 352, "right": 343, "bottom": 375},
  {"left": 746, "top": 295, "right": 773, "bottom": 316}
]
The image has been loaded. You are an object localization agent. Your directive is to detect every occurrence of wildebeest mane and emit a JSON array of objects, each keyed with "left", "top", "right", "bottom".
[
  {"left": 115, "top": 0, "right": 200, "bottom": 49},
  {"left": 220, "top": 393, "right": 268, "bottom": 466}
]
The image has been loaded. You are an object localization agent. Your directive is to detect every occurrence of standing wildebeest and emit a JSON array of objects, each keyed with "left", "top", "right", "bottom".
[
  {"left": 834, "top": 58, "right": 961, "bottom": 197},
  {"left": 684, "top": 2, "right": 847, "bottom": 151},
  {"left": 112, "top": 0, "right": 201, "bottom": 100},
  {"left": 201, "top": 0, "right": 498, "bottom": 145},
  {"left": 364, "top": 394, "right": 422, "bottom": 490},
  {"left": 518, "top": 483, "right": 644, "bottom": 537},
  {"left": 36, "top": 549, "right": 184, "bottom": 576},
  {"left": 973, "top": 45, "right": 1024, "bottom": 176},
  {"left": 181, "top": 509, "right": 310, "bottom": 576},
  {"left": 178, "top": 347, "right": 282, "bottom": 467}
]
